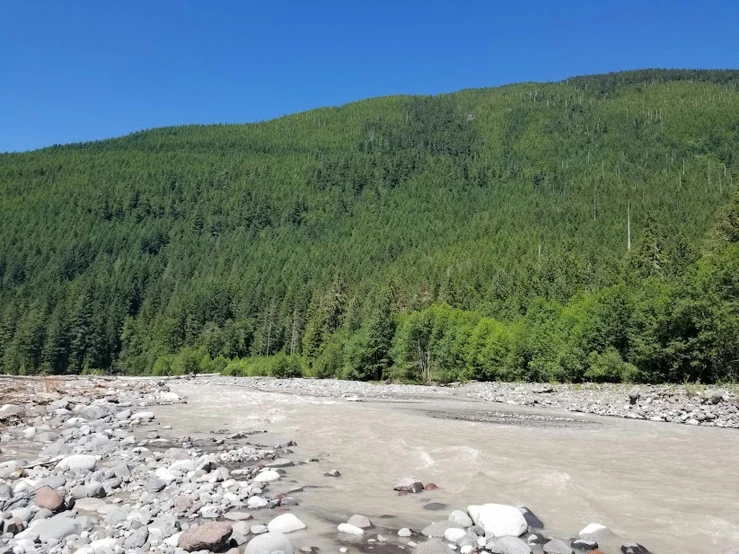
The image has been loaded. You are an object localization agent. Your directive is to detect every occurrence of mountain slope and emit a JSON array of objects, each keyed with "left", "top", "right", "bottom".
[{"left": 1, "top": 69, "right": 739, "bottom": 380}]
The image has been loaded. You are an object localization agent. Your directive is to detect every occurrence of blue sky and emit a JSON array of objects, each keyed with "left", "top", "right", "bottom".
[{"left": 2, "top": 0, "right": 738, "bottom": 152}]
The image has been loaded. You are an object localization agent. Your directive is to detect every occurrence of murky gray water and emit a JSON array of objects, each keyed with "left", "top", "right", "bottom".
[{"left": 153, "top": 382, "right": 739, "bottom": 554}]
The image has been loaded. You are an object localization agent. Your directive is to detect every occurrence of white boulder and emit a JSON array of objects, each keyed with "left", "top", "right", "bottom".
[
  {"left": 268, "top": 514, "right": 306, "bottom": 534},
  {"left": 56, "top": 454, "right": 97, "bottom": 472},
  {"left": 467, "top": 504, "right": 527, "bottom": 538},
  {"left": 254, "top": 469, "right": 281, "bottom": 483},
  {"left": 338, "top": 523, "right": 365, "bottom": 536}
]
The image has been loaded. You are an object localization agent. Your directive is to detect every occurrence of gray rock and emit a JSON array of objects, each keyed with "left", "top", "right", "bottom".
[
  {"left": 414, "top": 538, "right": 449, "bottom": 554},
  {"left": 0, "top": 405, "right": 24, "bottom": 421},
  {"left": 0, "top": 483, "right": 12, "bottom": 500},
  {"left": 27, "top": 515, "right": 82, "bottom": 542},
  {"left": 70, "top": 485, "right": 89, "bottom": 499},
  {"left": 145, "top": 479, "right": 167, "bottom": 493},
  {"left": 491, "top": 536, "right": 532, "bottom": 554},
  {"left": 150, "top": 516, "right": 180, "bottom": 538},
  {"left": 347, "top": 514, "right": 372, "bottom": 529},
  {"left": 199, "top": 505, "right": 220, "bottom": 519},
  {"left": 245, "top": 532, "right": 294, "bottom": 554},
  {"left": 105, "top": 507, "right": 130, "bottom": 526},
  {"left": 0, "top": 460, "right": 24, "bottom": 479},
  {"left": 422, "top": 521, "right": 462, "bottom": 538},
  {"left": 12, "top": 508, "right": 32, "bottom": 523},
  {"left": 114, "top": 463, "right": 131, "bottom": 479},
  {"left": 35, "top": 431, "right": 60, "bottom": 442},
  {"left": 125, "top": 526, "right": 149, "bottom": 548},
  {"left": 73, "top": 497, "right": 108, "bottom": 513},
  {"left": 448, "top": 510, "right": 473, "bottom": 527},
  {"left": 37, "top": 475, "right": 66, "bottom": 490},
  {"left": 33, "top": 508, "right": 53, "bottom": 521},
  {"left": 85, "top": 482, "right": 106, "bottom": 498}
]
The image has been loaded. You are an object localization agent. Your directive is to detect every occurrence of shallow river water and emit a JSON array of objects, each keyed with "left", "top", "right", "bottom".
[{"left": 153, "top": 382, "right": 739, "bottom": 554}]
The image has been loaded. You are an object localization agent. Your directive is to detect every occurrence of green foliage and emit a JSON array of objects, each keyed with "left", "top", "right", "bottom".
[
  {"left": 1, "top": 69, "right": 739, "bottom": 382},
  {"left": 310, "top": 333, "right": 345, "bottom": 379},
  {"left": 222, "top": 353, "right": 304, "bottom": 378},
  {"left": 584, "top": 347, "right": 638, "bottom": 383}
]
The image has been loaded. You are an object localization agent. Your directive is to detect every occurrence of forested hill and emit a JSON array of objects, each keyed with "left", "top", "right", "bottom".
[{"left": 2, "top": 69, "right": 739, "bottom": 383}]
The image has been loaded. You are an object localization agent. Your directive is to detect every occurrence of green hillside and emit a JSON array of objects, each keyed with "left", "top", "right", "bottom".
[{"left": 2, "top": 69, "right": 739, "bottom": 382}]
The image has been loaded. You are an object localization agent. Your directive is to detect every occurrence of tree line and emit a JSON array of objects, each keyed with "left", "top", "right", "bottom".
[{"left": 1, "top": 69, "right": 738, "bottom": 382}]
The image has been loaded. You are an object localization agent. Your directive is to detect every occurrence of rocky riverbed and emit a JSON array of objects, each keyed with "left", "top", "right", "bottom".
[
  {"left": 0, "top": 376, "right": 737, "bottom": 554},
  {"left": 200, "top": 377, "right": 739, "bottom": 429}
]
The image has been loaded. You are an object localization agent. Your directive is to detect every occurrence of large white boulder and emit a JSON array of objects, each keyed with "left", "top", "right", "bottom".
[
  {"left": 254, "top": 469, "right": 281, "bottom": 483},
  {"left": 56, "top": 454, "right": 97, "bottom": 472},
  {"left": 267, "top": 514, "right": 306, "bottom": 534},
  {"left": 467, "top": 504, "right": 527, "bottom": 538}
]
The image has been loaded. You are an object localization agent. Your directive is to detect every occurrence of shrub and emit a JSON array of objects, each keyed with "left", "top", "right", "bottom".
[{"left": 584, "top": 347, "right": 639, "bottom": 383}]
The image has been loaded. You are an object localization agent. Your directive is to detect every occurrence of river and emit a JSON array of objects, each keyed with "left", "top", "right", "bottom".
[{"left": 153, "top": 381, "right": 739, "bottom": 554}]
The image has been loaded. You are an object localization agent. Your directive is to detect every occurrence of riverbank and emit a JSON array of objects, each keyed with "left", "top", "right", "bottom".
[
  {"left": 1, "top": 376, "right": 738, "bottom": 554},
  {"left": 200, "top": 376, "right": 739, "bottom": 429}
]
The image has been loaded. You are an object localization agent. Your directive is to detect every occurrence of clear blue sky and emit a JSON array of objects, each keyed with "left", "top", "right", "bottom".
[{"left": 2, "top": 0, "right": 738, "bottom": 153}]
